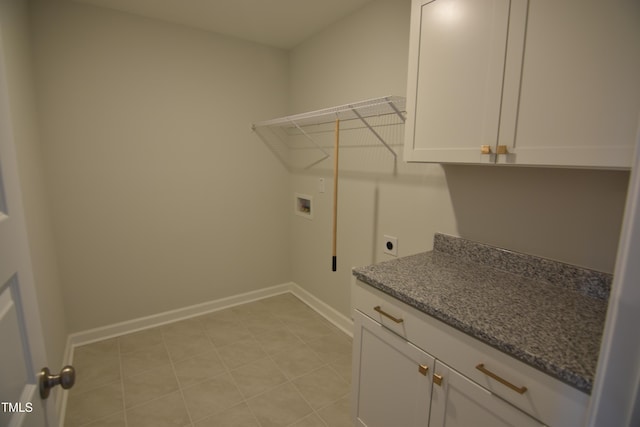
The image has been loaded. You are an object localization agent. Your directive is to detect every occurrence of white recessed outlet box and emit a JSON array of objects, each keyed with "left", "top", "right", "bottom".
[
  {"left": 383, "top": 235, "right": 398, "bottom": 256},
  {"left": 295, "top": 193, "right": 313, "bottom": 219}
]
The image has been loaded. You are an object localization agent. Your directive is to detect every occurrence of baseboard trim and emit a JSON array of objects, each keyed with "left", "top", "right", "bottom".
[
  {"left": 67, "top": 281, "right": 353, "bottom": 350},
  {"left": 289, "top": 284, "right": 353, "bottom": 338},
  {"left": 66, "top": 283, "right": 293, "bottom": 348}
]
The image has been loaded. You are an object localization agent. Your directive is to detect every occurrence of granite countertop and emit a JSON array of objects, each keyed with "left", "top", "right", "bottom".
[{"left": 352, "top": 233, "right": 612, "bottom": 394}]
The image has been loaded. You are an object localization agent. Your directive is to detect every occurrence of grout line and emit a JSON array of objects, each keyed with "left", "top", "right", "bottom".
[
  {"left": 71, "top": 293, "right": 353, "bottom": 427},
  {"left": 162, "top": 334, "right": 196, "bottom": 427},
  {"left": 232, "top": 301, "right": 284, "bottom": 427},
  {"left": 117, "top": 338, "right": 128, "bottom": 427},
  {"left": 229, "top": 297, "right": 326, "bottom": 427},
  {"left": 262, "top": 297, "right": 347, "bottom": 427},
  {"left": 202, "top": 321, "right": 258, "bottom": 426}
]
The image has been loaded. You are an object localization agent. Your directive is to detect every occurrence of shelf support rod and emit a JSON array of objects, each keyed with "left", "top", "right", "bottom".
[
  {"left": 252, "top": 126, "right": 292, "bottom": 170},
  {"left": 350, "top": 106, "right": 397, "bottom": 159},
  {"left": 289, "top": 119, "right": 331, "bottom": 159},
  {"left": 385, "top": 96, "right": 406, "bottom": 123}
]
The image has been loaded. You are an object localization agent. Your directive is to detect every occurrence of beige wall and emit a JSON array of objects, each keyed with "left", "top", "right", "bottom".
[
  {"left": 289, "top": 0, "right": 629, "bottom": 317},
  {"left": 0, "top": 0, "right": 68, "bottom": 369},
  {"left": 30, "top": 0, "right": 291, "bottom": 332},
  {"left": 6, "top": 0, "right": 630, "bottom": 341}
]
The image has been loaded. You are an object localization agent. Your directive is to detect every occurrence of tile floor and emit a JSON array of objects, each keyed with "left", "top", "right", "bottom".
[{"left": 65, "top": 293, "right": 354, "bottom": 427}]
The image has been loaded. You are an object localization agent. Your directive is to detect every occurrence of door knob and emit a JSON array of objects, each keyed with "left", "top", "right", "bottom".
[{"left": 39, "top": 365, "right": 75, "bottom": 399}]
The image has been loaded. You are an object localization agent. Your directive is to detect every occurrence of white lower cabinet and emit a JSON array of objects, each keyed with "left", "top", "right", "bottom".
[
  {"left": 352, "top": 310, "right": 435, "bottom": 427},
  {"left": 352, "top": 309, "right": 543, "bottom": 427},
  {"left": 352, "top": 280, "right": 589, "bottom": 426},
  {"left": 430, "top": 360, "right": 542, "bottom": 427}
]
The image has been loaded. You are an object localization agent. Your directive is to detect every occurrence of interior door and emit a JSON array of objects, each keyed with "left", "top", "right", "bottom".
[{"left": 0, "top": 30, "right": 57, "bottom": 427}]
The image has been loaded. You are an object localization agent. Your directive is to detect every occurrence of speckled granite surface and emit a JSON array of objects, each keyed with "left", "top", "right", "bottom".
[{"left": 352, "top": 233, "right": 611, "bottom": 394}]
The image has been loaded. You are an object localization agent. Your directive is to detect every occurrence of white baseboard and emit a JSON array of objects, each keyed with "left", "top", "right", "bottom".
[
  {"left": 65, "top": 281, "right": 352, "bottom": 352},
  {"left": 67, "top": 283, "right": 294, "bottom": 348},
  {"left": 289, "top": 284, "right": 353, "bottom": 338}
]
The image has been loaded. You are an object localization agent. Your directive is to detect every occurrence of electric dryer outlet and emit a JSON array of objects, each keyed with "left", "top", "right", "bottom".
[{"left": 383, "top": 235, "right": 398, "bottom": 256}]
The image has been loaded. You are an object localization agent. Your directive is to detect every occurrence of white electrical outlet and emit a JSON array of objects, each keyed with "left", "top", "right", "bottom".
[{"left": 383, "top": 235, "right": 398, "bottom": 256}]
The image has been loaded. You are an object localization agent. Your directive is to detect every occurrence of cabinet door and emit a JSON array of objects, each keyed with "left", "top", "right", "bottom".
[
  {"left": 352, "top": 310, "right": 435, "bottom": 427},
  {"left": 501, "top": 0, "right": 640, "bottom": 168},
  {"left": 430, "top": 361, "right": 544, "bottom": 427},
  {"left": 404, "top": 0, "right": 527, "bottom": 164}
]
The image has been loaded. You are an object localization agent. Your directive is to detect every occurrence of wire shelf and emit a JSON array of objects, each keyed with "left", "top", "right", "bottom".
[
  {"left": 253, "top": 96, "right": 406, "bottom": 128},
  {"left": 252, "top": 96, "right": 406, "bottom": 170}
]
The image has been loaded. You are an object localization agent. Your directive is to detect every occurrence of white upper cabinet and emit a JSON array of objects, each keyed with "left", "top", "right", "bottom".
[
  {"left": 404, "top": 0, "right": 640, "bottom": 168},
  {"left": 404, "top": 0, "right": 527, "bottom": 164},
  {"left": 508, "top": 0, "right": 640, "bottom": 168}
]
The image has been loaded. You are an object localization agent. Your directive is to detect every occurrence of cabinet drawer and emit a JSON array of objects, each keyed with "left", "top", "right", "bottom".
[
  {"left": 352, "top": 282, "right": 411, "bottom": 338},
  {"left": 352, "top": 279, "right": 589, "bottom": 427}
]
